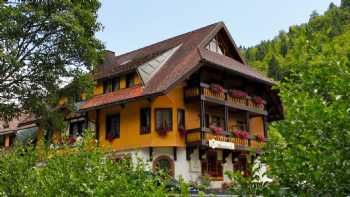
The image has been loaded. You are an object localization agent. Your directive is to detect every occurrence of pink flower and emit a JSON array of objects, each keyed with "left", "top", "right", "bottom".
[
  {"left": 255, "top": 135, "right": 265, "bottom": 142},
  {"left": 229, "top": 89, "right": 248, "bottom": 99},
  {"left": 241, "top": 131, "right": 250, "bottom": 140},
  {"left": 157, "top": 127, "right": 170, "bottom": 136},
  {"left": 67, "top": 136, "right": 76, "bottom": 144},
  {"left": 210, "top": 83, "right": 225, "bottom": 94},
  {"left": 253, "top": 96, "right": 265, "bottom": 105},
  {"left": 233, "top": 130, "right": 242, "bottom": 138},
  {"left": 178, "top": 127, "right": 186, "bottom": 136},
  {"left": 211, "top": 127, "right": 223, "bottom": 135}
]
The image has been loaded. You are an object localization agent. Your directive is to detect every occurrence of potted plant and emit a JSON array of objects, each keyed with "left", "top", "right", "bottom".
[
  {"left": 107, "top": 132, "right": 116, "bottom": 142},
  {"left": 210, "top": 83, "right": 225, "bottom": 94},
  {"left": 255, "top": 134, "right": 265, "bottom": 142},
  {"left": 228, "top": 89, "right": 248, "bottom": 99},
  {"left": 240, "top": 131, "right": 250, "bottom": 140},
  {"left": 178, "top": 126, "right": 186, "bottom": 136},
  {"left": 233, "top": 130, "right": 242, "bottom": 138},
  {"left": 253, "top": 96, "right": 265, "bottom": 105},
  {"left": 157, "top": 121, "right": 170, "bottom": 136},
  {"left": 210, "top": 126, "right": 223, "bottom": 135},
  {"left": 67, "top": 135, "right": 77, "bottom": 145}
]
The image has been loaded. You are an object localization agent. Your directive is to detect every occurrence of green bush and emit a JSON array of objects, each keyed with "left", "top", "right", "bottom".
[{"left": 0, "top": 134, "right": 173, "bottom": 197}]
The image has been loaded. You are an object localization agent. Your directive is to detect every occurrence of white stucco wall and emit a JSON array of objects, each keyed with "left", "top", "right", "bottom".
[{"left": 112, "top": 147, "right": 237, "bottom": 189}]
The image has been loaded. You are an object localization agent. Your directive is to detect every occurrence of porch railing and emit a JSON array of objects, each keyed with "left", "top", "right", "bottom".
[
  {"left": 185, "top": 128, "right": 265, "bottom": 150},
  {"left": 184, "top": 84, "right": 265, "bottom": 112}
]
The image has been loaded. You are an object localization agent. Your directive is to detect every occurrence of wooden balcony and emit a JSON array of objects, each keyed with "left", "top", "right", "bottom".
[
  {"left": 185, "top": 128, "right": 264, "bottom": 152},
  {"left": 184, "top": 84, "right": 267, "bottom": 115}
]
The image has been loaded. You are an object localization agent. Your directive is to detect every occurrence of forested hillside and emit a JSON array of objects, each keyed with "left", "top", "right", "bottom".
[
  {"left": 242, "top": 1, "right": 350, "bottom": 81},
  {"left": 242, "top": 1, "right": 350, "bottom": 195}
]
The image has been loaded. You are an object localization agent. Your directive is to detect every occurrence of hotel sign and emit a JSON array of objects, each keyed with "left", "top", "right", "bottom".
[{"left": 208, "top": 139, "right": 235, "bottom": 150}]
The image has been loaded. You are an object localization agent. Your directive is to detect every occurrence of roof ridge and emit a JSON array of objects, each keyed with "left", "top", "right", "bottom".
[{"left": 115, "top": 22, "right": 220, "bottom": 60}]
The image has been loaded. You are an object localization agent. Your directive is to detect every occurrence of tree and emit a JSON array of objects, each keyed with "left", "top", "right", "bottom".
[
  {"left": 0, "top": 1, "right": 103, "bottom": 134},
  {"left": 341, "top": 0, "right": 350, "bottom": 8},
  {"left": 243, "top": 2, "right": 350, "bottom": 195}
]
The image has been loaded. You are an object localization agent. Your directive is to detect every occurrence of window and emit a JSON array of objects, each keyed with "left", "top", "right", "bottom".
[
  {"left": 0, "top": 135, "right": 4, "bottom": 147},
  {"left": 155, "top": 108, "right": 172, "bottom": 131},
  {"left": 106, "top": 114, "right": 120, "bottom": 141},
  {"left": 126, "top": 73, "right": 135, "bottom": 88},
  {"left": 140, "top": 108, "right": 151, "bottom": 134},
  {"left": 177, "top": 109, "right": 185, "bottom": 131},
  {"left": 201, "top": 151, "right": 223, "bottom": 179},
  {"left": 69, "top": 121, "right": 85, "bottom": 137},
  {"left": 103, "top": 77, "right": 120, "bottom": 93}
]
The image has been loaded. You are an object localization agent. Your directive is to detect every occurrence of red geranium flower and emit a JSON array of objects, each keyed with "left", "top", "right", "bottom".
[
  {"left": 241, "top": 131, "right": 250, "bottom": 140},
  {"left": 233, "top": 130, "right": 242, "bottom": 138},
  {"left": 255, "top": 135, "right": 265, "bottom": 142},
  {"left": 229, "top": 89, "right": 248, "bottom": 99},
  {"left": 210, "top": 83, "right": 225, "bottom": 94},
  {"left": 253, "top": 96, "right": 265, "bottom": 105},
  {"left": 211, "top": 126, "right": 223, "bottom": 135}
]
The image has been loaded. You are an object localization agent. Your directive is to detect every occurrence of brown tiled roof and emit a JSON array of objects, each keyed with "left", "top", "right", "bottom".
[
  {"left": 93, "top": 23, "right": 218, "bottom": 80},
  {"left": 80, "top": 85, "right": 144, "bottom": 110},
  {"left": 81, "top": 22, "right": 282, "bottom": 120},
  {"left": 0, "top": 114, "right": 36, "bottom": 134},
  {"left": 198, "top": 48, "right": 276, "bottom": 85}
]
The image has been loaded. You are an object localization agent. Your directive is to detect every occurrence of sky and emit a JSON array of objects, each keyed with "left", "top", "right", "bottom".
[{"left": 96, "top": 0, "right": 341, "bottom": 55}]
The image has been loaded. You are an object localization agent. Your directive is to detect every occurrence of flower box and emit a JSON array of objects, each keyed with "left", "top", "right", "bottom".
[
  {"left": 255, "top": 134, "right": 265, "bottom": 142},
  {"left": 211, "top": 126, "right": 223, "bottom": 135},
  {"left": 210, "top": 83, "right": 225, "bottom": 94},
  {"left": 228, "top": 89, "right": 248, "bottom": 99},
  {"left": 157, "top": 127, "right": 170, "bottom": 136}
]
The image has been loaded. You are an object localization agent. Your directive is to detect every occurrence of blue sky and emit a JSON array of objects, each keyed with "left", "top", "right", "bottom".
[{"left": 96, "top": 0, "right": 340, "bottom": 55}]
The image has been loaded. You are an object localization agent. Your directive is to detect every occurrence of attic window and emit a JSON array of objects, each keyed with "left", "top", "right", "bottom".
[{"left": 206, "top": 37, "right": 225, "bottom": 55}]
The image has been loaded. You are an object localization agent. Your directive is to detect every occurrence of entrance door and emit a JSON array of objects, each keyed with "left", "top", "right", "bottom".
[{"left": 153, "top": 155, "right": 174, "bottom": 177}]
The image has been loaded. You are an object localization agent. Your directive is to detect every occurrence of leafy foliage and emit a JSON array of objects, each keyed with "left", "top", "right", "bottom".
[
  {"left": 0, "top": 133, "right": 172, "bottom": 197},
  {"left": 243, "top": 1, "right": 350, "bottom": 195},
  {"left": 0, "top": 0, "right": 103, "bottom": 130}
]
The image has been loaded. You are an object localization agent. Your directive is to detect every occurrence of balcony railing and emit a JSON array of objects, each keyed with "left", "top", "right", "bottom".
[
  {"left": 184, "top": 84, "right": 266, "bottom": 114},
  {"left": 185, "top": 128, "right": 265, "bottom": 151}
]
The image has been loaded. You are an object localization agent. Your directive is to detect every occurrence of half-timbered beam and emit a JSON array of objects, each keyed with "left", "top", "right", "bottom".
[{"left": 95, "top": 109, "right": 100, "bottom": 141}]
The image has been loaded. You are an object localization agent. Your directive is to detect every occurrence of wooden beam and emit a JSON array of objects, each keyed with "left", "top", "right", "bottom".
[
  {"left": 186, "top": 147, "right": 194, "bottom": 161},
  {"left": 224, "top": 105, "right": 229, "bottom": 131},
  {"left": 173, "top": 147, "right": 177, "bottom": 161},
  {"left": 95, "top": 109, "right": 100, "bottom": 141},
  {"left": 223, "top": 149, "right": 230, "bottom": 164},
  {"left": 263, "top": 116, "right": 268, "bottom": 139},
  {"left": 246, "top": 111, "right": 251, "bottom": 146},
  {"left": 149, "top": 147, "right": 153, "bottom": 161}
]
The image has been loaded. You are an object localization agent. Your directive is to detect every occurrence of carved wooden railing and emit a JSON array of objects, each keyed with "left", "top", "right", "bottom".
[
  {"left": 185, "top": 128, "right": 266, "bottom": 150},
  {"left": 184, "top": 84, "right": 265, "bottom": 112}
]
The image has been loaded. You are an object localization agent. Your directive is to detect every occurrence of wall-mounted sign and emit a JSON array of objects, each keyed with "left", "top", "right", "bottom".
[{"left": 208, "top": 139, "right": 235, "bottom": 150}]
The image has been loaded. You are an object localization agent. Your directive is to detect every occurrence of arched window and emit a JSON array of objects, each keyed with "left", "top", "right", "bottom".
[{"left": 153, "top": 155, "right": 174, "bottom": 177}]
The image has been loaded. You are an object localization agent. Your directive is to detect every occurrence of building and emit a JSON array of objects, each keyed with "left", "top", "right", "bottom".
[
  {"left": 1, "top": 22, "right": 283, "bottom": 188},
  {"left": 78, "top": 22, "right": 283, "bottom": 187}
]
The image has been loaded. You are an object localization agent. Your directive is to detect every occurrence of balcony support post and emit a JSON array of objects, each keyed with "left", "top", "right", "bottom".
[
  {"left": 246, "top": 111, "right": 251, "bottom": 146},
  {"left": 224, "top": 105, "right": 229, "bottom": 132},
  {"left": 95, "top": 109, "right": 100, "bottom": 141},
  {"left": 200, "top": 99, "right": 205, "bottom": 142},
  {"left": 263, "top": 116, "right": 268, "bottom": 139}
]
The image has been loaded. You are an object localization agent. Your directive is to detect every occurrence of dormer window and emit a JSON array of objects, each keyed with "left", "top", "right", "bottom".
[
  {"left": 103, "top": 77, "right": 120, "bottom": 94},
  {"left": 126, "top": 73, "right": 135, "bottom": 88}
]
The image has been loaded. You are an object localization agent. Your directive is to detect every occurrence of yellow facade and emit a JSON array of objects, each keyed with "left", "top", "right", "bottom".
[{"left": 53, "top": 70, "right": 265, "bottom": 151}]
